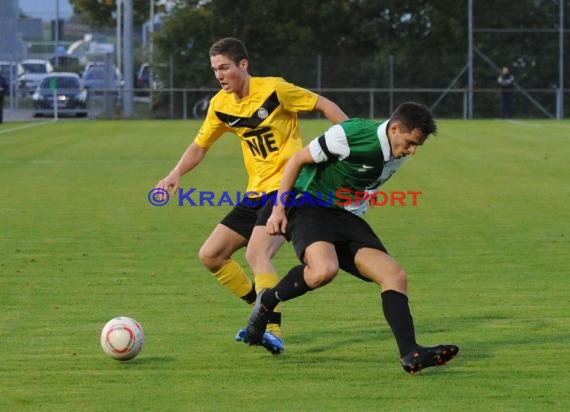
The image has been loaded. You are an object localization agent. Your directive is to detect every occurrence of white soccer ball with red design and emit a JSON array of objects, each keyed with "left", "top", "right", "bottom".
[{"left": 100, "top": 317, "right": 144, "bottom": 360}]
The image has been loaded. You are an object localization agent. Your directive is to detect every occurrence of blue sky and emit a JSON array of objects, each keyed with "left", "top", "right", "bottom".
[{"left": 19, "top": 0, "right": 74, "bottom": 20}]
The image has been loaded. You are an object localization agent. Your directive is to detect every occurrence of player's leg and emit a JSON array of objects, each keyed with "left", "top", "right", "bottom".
[
  {"left": 246, "top": 240, "right": 339, "bottom": 345},
  {"left": 354, "top": 247, "right": 407, "bottom": 291},
  {"left": 236, "top": 226, "right": 286, "bottom": 354},
  {"left": 354, "top": 247, "right": 415, "bottom": 353},
  {"left": 245, "top": 226, "right": 285, "bottom": 339},
  {"left": 238, "top": 195, "right": 288, "bottom": 353},
  {"left": 354, "top": 248, "right": 458, "bottom": 373},
  {"left": 203, "top": 199, "right": 285, "bottom": 354},
  {"left": 199, "top": 224, "right": 254, "bottom": 302},
  {"left": 240, "top": 195, "right": 288, "bottom": 350},
  {"left": 199, "top": 201, "right": 266, "bottom": 304},
  {"left": 200, "top": 223, "right": 284, "bottom": 354},
  {"left": 246, "top": 205, "right": 339, "bottom": 345}
]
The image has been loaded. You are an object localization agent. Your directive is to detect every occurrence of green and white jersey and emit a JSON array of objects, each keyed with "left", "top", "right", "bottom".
[{"left": 294, "top": 118, "right": 405, "bottom": 215}]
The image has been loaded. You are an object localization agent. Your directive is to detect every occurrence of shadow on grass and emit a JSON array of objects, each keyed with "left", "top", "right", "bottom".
[
  {"left": 120, "top": 355, "right": 177, "bottom": 365},
  {"left": 291, "top": 327, "right": 391, "bottom": 354}
]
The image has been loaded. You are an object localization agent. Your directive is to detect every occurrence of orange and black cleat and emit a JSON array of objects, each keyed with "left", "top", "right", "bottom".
[{"left": 401, "top": 344, "right": 459, "bottom": 374}]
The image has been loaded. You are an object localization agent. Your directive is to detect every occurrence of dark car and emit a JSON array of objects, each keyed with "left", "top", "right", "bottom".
[
  {"left": 136, "top": 63, "right": 162, "bottom": 89},
  {"left": 136, "top": 63, "right": 150, "bottom": 88},
  {"left": 82, "top": 63, "right": 122, "bottom": 102},
  {"left": 32, "top": 72, "right": 88, "bottom": 117},
  {"left": 49, "top": 55, "right": 82, "bottom": 74}
]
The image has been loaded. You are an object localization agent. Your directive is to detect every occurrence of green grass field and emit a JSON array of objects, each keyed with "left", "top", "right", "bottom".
[{"left": 1, "top": 118, "right": 569, "bottom": 411}]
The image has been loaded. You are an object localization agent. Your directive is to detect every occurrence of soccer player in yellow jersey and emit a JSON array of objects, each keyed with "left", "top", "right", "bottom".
[{"left": 155, "top": 37, "right": 347, "bottom": 354}]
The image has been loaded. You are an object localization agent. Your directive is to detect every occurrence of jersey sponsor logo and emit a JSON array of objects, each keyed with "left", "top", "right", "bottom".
[
  {"left": 243, "top": 127, "right": 278, "bottom": 158},
  {"left": 357, "top": 164, "right": 375, "bottom": 172},
  {"left": 257, "top": 107, "right": 268, "bottom": 119},
  {"left": 215, "top": 91, "right": 280, "bottom": 129}
]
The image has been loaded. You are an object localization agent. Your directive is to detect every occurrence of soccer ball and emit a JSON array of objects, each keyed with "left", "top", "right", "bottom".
[{"left": 100, "top": 316, "right": 144, "bottom": 361}]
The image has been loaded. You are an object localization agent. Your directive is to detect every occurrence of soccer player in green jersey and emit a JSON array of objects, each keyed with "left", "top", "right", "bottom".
[
  {"left": 246, "top": 102, "right": 459, "bottom": 373},
  {"left": 155, "top": 38, "right": 347, "bottom": 355}
]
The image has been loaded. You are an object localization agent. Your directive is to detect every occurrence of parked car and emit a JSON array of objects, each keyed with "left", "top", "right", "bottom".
[
  {"left": 136, "top": 63, "right": 161, "bottom": 89},
  {"left": 49, "top": 55, "right": 81, "bottom": 75},
  {"left": 136, "top": 63, "right": 150, "bottom": 88},
  {"left": 21, "top": 59, "right": 54, "bottom": 95},
  {"left": 0, "top": 61, "right": 25, "bottom": 94},
  {"left": 82, "top": 62, "right": 122, "bottom": 101},
  {"left": 32, "top": 72, "right": 88, "bottom": 117}
]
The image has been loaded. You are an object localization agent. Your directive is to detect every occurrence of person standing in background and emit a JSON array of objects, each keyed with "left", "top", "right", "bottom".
[
  {"left": 497, "top": 66, "right": 515, "bottom": 119},
  {"left": 0, "top": 70, "right": 8, "bottom": 124}
]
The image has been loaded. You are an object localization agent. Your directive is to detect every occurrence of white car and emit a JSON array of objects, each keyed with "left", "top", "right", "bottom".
[
  {"left": 20, "top": 59, "right": 54, "bottom": 95},
  {"left": 0, "top": 61, "right": 25, "bottom": 94}
]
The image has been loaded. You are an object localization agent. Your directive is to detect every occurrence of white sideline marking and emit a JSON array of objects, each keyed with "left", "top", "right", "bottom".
[
  {"left": 506, "top": 120, "right": 543, "bottom": 128},
  {"left": 0, "top": 120, "right": 56, "bottom": 135},
  {"left": 0, "top": 159, "right": 165, "bottom": 164},
  {"left": 507, "top": 120, "right": 570, "bottom": 129}
]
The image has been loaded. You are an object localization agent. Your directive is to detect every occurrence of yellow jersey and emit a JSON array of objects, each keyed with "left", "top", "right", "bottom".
[{"left": 194, "top": 76, "right": 318, "bottom": 194}]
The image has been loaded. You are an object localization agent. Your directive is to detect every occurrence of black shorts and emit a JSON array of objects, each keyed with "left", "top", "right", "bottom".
[
  {"left": 286, "top": 205, "right": 387, "bottom": 281},
  {"left": 220, "top": 192, "right": 276, "bottom": 240}
]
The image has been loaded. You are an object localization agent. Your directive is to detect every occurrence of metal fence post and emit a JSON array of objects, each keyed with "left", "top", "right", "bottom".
[
  {"left": 169, "top": 54, "right": 174, "bottom": 119},
  {"left": 389, "top": 55, "right": 394, "bottom": 115},
  {"left": 183, "top": 90, "right": 187, "bottom": 120},
  {"left": 53, "top": 88, "right": 58, "bottom": 121}
]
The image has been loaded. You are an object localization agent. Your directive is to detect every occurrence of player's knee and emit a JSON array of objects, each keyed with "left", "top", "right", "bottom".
[
  {"left": 383, "top": 268, "right": 408, "bottom": 291},
  {"left": 198, "top": 245, "right": 223, "bottom": 272},
  {"left": 305, "top": 262, "right": 338, "bottom": 288},
  {"left": 244, "top": 246, "right": 262, "bottom": 268}
]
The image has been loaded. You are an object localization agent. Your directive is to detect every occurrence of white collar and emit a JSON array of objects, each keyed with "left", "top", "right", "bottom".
[{"left": 377, "top": 121, "right": 392, "bottom": 162}]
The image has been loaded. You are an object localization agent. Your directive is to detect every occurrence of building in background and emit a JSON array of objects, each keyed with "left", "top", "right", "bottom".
[
  {"left": 17, "top": 17, "right": 44, "bottom": 41},
  {"left": 0, "top": 0, "right": 28, "bottom": 61}
]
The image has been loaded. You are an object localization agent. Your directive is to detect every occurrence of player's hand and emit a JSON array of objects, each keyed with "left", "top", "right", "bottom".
[
  {"left": 155, "top": 173, "right": 181, "bottom": 199},
  {"left": 266, "top": 208, "right": 287, "bottom": 235}
]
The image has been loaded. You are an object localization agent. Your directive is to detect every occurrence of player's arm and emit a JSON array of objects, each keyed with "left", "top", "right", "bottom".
[
  {"left": 266, "top": 146, "right": 315, "bottom": 235},
  {"left": 155, "top": 142, "right": 209, "bottom": 195},
  {"left": 313, "top": 95, "right": 348, "bottom": 124}
]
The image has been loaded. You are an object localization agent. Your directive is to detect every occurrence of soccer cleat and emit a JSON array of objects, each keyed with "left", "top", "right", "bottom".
[
  {"left": 246, "top": 289, "right": 270, "bottom": 345},
  {"left": 235, "top": 327, "right": 285, "bottom": 355},
  {"left": 261, "top": 330, "right": 285, "bottom": 355},
  {"left": 401, "top": 344, "right": 459, "bottom": 374}
]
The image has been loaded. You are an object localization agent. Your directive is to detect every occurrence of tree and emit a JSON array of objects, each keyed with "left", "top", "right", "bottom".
[
  {"left": 69, "top": 0, "right": 164, "bottom": 28},
  {"left": 150, "top": 0, "right": 471, "bottom": 117},
  {"left": 474, "top": 0, "right": 563, "bottom": 88},
  {"left": 151, "top": 0, "right": 568, "bottom": 117}
]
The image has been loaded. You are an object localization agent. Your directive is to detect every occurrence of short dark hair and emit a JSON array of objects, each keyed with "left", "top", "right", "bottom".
[
  {"left": 209, "top": 37, "right": 249, "bottom": 65},
  {"left": 389, "top": 102, "right": 438, "bottom": 138}
]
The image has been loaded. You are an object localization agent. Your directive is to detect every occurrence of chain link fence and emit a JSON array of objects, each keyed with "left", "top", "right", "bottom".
[{"left": 3, "top": 47, "right": 567, "bottom": 120}]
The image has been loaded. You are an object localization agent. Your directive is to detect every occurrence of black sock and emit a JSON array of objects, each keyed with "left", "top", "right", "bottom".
[
  {"left": 261, "top": 265, "right": 311, "bottom": 310},
  {"left": 240, "top": 284, "right": 257, "bottom": 304},
  {"left": 381, "top": 290, "right": 418, "bottom": 357}
]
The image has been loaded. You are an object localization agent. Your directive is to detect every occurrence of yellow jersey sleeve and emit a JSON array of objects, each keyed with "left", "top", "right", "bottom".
[
  {"left": 275, "top": 79, "right": 318, "bottom": 113},
  {"left": 194, "top": 92, "right": 230, "bottom": 149}
]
